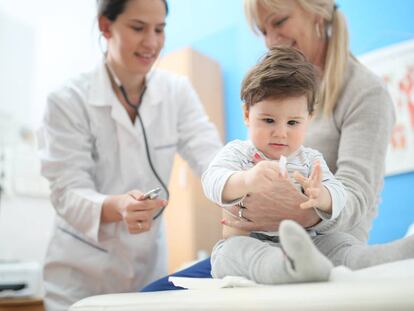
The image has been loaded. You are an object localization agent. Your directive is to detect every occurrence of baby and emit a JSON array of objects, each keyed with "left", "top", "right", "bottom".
[{"left": 202, "top": 46, "right": 346, "bottom": 284}]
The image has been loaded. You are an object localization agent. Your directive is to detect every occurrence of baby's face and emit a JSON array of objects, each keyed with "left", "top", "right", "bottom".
[{"left": 244, "top": 95, "right": 310, "bottom": 160}]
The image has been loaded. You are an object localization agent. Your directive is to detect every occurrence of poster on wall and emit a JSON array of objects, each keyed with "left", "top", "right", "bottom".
[{"left": 359, "top": 39, "right": 414, "bottom": 176}]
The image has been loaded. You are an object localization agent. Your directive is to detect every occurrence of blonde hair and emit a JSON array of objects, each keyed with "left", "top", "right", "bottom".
[{"left": 244, "top": 0, "right": 349, "bottom": 115}]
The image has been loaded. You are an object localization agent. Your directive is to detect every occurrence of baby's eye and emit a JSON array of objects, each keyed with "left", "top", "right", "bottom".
[
  {"left": 288, "top": 120, "right": 299, "bottom": 126},
  {"left": 263, "top": 118, "right": 274, "bottom": 124}
]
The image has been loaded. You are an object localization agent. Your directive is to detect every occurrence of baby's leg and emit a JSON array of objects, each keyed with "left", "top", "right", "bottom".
[
  {"left": 211, "top": 220, "right": 332, "bottom": 284},
  {"left": 211, "top": 236, "right": 298, "bottom": 284},
  {"left": 279, "top": 220, "right": 333, "bottom": 282},
  {"left": 314, "top": 232, "right": 414, "bottom": 269}
]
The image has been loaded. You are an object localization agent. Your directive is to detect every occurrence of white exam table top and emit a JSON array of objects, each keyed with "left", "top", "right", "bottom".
[{"left": 70, "top": 259, "right": 414, "bottom": 311}]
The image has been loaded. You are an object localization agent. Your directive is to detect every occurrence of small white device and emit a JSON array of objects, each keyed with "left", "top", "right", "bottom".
[
  {"left": 0, "top": 261, "right": 41, "bottom": 297},
  {"left": 279, "top": 155, "right": 287, "bottom": 176},
  {"left": 142, "top": 187, "right": 161, "bottom": 200}
]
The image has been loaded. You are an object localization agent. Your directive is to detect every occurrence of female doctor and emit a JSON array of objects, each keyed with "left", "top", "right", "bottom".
[{"left": 37, "top": 0, "right": 222, "bottom": 310}]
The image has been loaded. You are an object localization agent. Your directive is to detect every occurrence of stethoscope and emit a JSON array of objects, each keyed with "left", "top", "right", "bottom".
[{"left": 106, "top": 63, "right": 169, "bottom": 220}]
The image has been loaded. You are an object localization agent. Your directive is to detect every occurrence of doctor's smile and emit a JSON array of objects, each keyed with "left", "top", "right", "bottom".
[{"left": 134, "top": 52, "right": 157, "bottom": 65}]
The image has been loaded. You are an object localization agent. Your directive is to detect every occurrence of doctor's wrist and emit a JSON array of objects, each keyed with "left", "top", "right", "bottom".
[{"left": 101, "top": 194, "right": 124, "bottom": 223}]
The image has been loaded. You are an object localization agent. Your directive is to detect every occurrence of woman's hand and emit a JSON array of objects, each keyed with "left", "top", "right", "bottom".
[
  {"left": 102, "top": 190, "right": 167, "bottom": 234},
  {"left": 223, "top": 177, "right": 321, "bottom": 232}
]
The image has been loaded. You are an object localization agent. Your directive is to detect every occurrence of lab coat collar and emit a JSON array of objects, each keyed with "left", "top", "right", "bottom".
[
  {"left": 87, "top": 59, "right": 161, "bottom": 109},
  {"left": 86, "top": 60, "right": 162, "bottom": 137}
]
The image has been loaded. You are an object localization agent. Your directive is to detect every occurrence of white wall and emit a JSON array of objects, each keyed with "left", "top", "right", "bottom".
[
  {"left": 0, "top": 0, "right": 101, "bottom": 265},
  {"left": 0, "top": 0, "right": 100, "bottom": 128},
  {"left": 0, "top": 197, "right": 54, "bottom": 262}
]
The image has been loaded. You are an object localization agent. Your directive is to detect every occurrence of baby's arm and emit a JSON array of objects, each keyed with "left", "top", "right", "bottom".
[
  {"left": 221, "top": 171, "right": 249, "bottom": 203},
  {"left": 221, "top": 160, "right": 283, "bottom": 239},
  {"left": 222, "top": 160, "right": 281, "bottom": 203}
]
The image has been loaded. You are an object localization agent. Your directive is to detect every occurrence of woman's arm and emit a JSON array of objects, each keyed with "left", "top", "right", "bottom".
[
  {"left": 221, "top": 148, "right": 320, "bottom": 231},
  {"left": 223, "top": 179, "right": 320, "bottom": 231},
  {"left": 312, "top": 80, "right": 395, "bottom": 236}
]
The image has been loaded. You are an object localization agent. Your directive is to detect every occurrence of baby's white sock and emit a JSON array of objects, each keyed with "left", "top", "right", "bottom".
[{"left": 279, "top": 220, "right": 333, "bottom": 282}]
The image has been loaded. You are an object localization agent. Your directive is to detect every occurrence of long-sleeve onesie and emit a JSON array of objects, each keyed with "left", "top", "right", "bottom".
[{"left": 202, "top": 140, "right": 348, "bottom": 284}]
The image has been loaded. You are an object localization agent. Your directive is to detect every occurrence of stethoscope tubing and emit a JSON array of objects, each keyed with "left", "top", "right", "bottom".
[{"left": 107, "top": 64, "right": 169, "bottom": 220}]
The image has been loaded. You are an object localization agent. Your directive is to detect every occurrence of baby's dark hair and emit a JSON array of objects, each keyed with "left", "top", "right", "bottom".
[{"left": 241, "top": 46, "right": 319, "bottom": 114}]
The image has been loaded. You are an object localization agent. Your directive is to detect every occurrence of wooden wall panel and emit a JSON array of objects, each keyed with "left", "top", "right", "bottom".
[{"left": 157, "top": 48, "right": 225, "bottom": 272}]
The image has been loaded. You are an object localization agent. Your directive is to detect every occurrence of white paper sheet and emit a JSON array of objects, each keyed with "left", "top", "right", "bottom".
[{"left": 168, "top": 259, "right": 414, "bottom": 290}]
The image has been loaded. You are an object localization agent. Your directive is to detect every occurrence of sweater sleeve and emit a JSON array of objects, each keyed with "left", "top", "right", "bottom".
[{"left": 312, "top": 75, "right": 395, "bottom": 235}]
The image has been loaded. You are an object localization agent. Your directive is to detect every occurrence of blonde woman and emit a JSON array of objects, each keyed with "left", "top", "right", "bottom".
[
  {"left": 229, "top": 0, "right": 397, "bottom": 268},
  {"left": 142, "top": 0, "right": 414, "bottom": 291}
]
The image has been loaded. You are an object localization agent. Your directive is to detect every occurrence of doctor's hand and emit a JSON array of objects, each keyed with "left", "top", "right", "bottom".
[{"left": 101, "top": 190, "right": 167, "bottom": 234}]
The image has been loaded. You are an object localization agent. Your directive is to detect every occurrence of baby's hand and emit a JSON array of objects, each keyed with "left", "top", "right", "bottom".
[
  {"left": 244, "top": 160, "right": 282, "bottom": 193},
  {"left": 293, "top": 161, "right": 331, "bottom": 212}
]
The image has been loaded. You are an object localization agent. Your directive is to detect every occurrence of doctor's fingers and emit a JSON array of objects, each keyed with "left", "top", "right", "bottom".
[
  {"left": 124, "top": 208, "right": 154, "bottom": 223},
  {"left": 127, "top": 190, "right": 145, "bottom": 202},
  {"left": 127, "top": 219, "right": 153, "bottom": 234},
  {"left": 124, "top": 211, "right": 154, "bottom": 233},
  {"left": 127, "top": 197, "right": 167, "bottom": 212}
]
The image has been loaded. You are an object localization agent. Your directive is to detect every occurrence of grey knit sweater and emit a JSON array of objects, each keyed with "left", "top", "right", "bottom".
[{"left": 307, "top": 56, "right": 395, "bottom": 242}]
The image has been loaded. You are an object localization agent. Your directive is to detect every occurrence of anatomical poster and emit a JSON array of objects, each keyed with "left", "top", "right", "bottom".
[{"left": 359, "top": 39, "right": 414, "bottom": 176}]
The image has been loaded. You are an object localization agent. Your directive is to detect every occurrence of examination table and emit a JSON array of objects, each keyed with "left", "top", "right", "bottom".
[{"left": 70, "top": 258, "right": 414, "bottom": 311}]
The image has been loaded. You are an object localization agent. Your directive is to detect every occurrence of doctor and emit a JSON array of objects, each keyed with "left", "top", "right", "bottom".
[{"left": 38, "top": 0, "right": 222, "bottom": 310}]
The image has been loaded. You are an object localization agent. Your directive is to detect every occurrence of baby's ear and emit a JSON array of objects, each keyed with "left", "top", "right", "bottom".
[{"left": 242, "top": 103, "right": 250, "bottom": 126}]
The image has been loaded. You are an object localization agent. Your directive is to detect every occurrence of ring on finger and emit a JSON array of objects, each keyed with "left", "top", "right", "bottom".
[
  {"left": 137, "top": 221, "right": 143, "bottom": 230},
  {"left": 238, "top": 206, "right": 245, "bottom": 219}
]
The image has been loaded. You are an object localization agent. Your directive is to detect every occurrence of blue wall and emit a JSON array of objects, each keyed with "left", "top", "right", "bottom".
[
  {"left": 163, "top": 0, "right": 414, "bottom": 243},
  {"left": 336, "top": 0, "right": 414, "bottom": 244}
]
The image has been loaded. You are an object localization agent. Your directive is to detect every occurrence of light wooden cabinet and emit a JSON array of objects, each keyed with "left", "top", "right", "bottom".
[
  {"left": 157, "top": 48, "right": 225, "bottom": 273},
  {"left": 0, "top": 297, "right": 44, "bottom": 311}
]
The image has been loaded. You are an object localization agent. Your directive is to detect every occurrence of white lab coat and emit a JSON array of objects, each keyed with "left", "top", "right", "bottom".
[{"left": 38, "top": 61, "right": 222, "bottom": 311}]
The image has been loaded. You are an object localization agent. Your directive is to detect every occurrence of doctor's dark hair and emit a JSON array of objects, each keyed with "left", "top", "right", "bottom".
[
  {"left": 97, "top": 0, "right": 169, "bottom": 20},
  {"left": 241, "top": 46, "right": 319, "bottom": 114}
]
